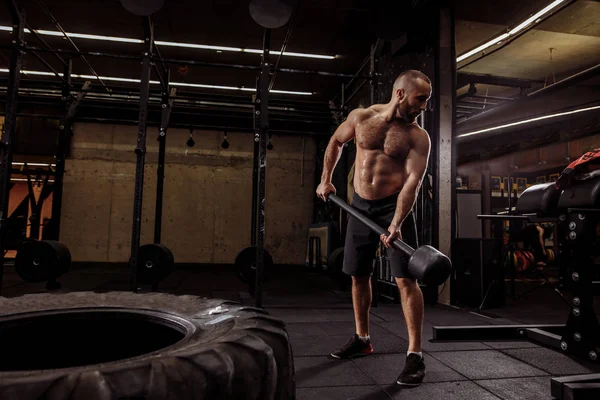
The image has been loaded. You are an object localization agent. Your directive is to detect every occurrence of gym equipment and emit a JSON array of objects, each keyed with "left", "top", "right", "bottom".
[
  {"left": 506, "top": 249, "right": 535, "bottom": 272},
  {"left": 307, "top": 236, "right": 322, "bottom": 270},
  {"left": 452, "top": 238, "right": 505, "bottom": 310},
  {"left": 235, "top": 246, "right": 274, "bottom": 288},
  {"left": 0, "top": 292, "right": 295, "bottom": 398},
  {"left": 120, "top": 0, "right": 165, "bottom": 16},
  {"left": 136, "top": 244, "right": 174, "bottom": 285},
  {"left": 433, "top": 176, "right": 600, "bottom": 400},
  {"left": 249, "top": 0, "right": 295, "bottom": 29},
  {"left": 15, "top": 239, "right": 71, "bottom": 289},
  {"left": 327, "top": 194, "right": 452, "bottom": 287}
]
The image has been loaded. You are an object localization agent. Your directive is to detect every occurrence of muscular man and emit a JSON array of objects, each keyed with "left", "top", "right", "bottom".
[{"left": 316, "top": 70, "right": 432, "bottom": 387}]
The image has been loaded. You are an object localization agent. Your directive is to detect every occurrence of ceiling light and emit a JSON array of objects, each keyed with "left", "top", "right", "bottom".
[
  {"left": 457, "top": 33, "right": 510, "bottom": 63},
  {"left": 221, "top": 132, "right": 229, "bottom": 149},
  {"left": 187, "top": 128, "right": 195, "bottom": 147},
  {"left": 12, "top": 162, "right": 56, "bottom": 167},
  {"left": 11, "top": 178, "right": 55, "bottom": 183},
  {"left": 0, "top": 26, "right": 335, "bottom": 60},
  {"left": 242, "top": 48, "right": 335, "bottom": 59},
  {"left": 154, "top": 40, "right": 242, "bottom": 52},
  {"left": 457, "top": 0, "right": 566, "bottom": 63},
  {"left": 34, "top": 29, "right": 143, "bottom": 43},
  {"left": 508, "top": 0, "right": 565, "bottom": 35},
  {"left": 456, "top": 104, "right": 600, "bottom": 139},
  {"left": 0, "top": 68, "right": 313, "bottom": 96}
]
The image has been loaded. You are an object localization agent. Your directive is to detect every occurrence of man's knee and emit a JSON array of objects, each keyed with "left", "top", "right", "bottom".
[
  {"left": 352, "top": 275, "right": 371, "bottom": 286},
  {"left": 396, "top": 277, "right": 418, "bottom": 291}
]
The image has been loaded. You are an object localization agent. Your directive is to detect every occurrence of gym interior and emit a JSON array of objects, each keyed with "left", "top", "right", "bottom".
[{"left": 0, "top": 0, "right": 599, "bottom": 399}]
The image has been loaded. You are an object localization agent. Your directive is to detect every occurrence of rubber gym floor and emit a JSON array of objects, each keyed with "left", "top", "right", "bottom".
[{"left": 2, "top": 261, "right": 599, "bottom": 400}]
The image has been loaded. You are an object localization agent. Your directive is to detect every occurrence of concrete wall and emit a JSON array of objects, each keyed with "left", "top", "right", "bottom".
[{"left": 59, "top": 123, "right": 317, "bottom": 265}]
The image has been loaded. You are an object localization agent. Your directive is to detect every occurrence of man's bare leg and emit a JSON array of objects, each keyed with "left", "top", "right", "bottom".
[
  {"left": 396, "top": 277, "right": 424, "bottom": 352},
  {"left": 330, "top": 275, "right": 374, "bottom": 359},
  {"left": 352, "top": 275, "right": 372, "bottom": 336},
  {"left": 395, "top": 277, "right": 426, "bottom": 386}
]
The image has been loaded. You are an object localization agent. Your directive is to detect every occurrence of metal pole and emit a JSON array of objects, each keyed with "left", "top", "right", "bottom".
[
  {"left": 334, "top": 55, "right": 370, "bottom": 103},
  {"left": 34, "top": 0, "right": 109, "bottom": 91},
  {"left": 25, "top": 22, "right": 68, "bottom": 67},
  {"left": 254, "top": 28, "right": 271, "bottom": 308},
  {"left": 0, "top": 2, "right": 24, "bottom": 296},
  {"left": 250, "top": 123, "right": 259, "bottom": 247},
  {"left": 154, "top": 84, "right": 175, "bottom": 244},
  {"left": 129, "top": 18, "right": 154, "bottom": 291},
  {"left": 369, "top": 44, "right": 376, "bottom": 106},
  {"left": 48, "top": 59, "right": 72, "bottom": 241}
]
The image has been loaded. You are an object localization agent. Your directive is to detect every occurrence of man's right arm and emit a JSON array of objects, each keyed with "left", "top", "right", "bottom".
[{"left": 320, "top": 109, "right": 360, "bottom": 183}]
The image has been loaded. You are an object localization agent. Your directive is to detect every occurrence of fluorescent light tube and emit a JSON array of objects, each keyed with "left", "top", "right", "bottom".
[
  {"left": 457, "top": 104, "right": 600, "bottom": 139},
  {"left": 509, "top": 0, "right": 565, "bottom": 35},
  {"left": 0, "top": 68, "right": 313, "bottom": 96},
  {"left": 457, "top": 0, "right": 566, "bottom": 63},
  {"left": 0, "top": 26, "right": 335, "bottom": 60}
]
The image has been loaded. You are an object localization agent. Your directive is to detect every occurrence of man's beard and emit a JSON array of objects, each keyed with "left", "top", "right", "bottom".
[{"left": 397, "top": 103, "right": 412, "bottom": 121}]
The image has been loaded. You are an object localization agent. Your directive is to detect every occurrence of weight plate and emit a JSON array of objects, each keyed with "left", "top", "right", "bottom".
[
  {"left": 137, "top": 244, "right": 174, "bottom": 284},
  {"left": 120, "top": 0, "right": 165, "bottom": 16},
  {"left": 249, "top": 0, "right": 295, "bottom": 29},
  {"left": 235, "top": 246, "right": 274, "bottom": 284},
  {"left": 15, "top": 239, "right": 71, "bottom": 282}
]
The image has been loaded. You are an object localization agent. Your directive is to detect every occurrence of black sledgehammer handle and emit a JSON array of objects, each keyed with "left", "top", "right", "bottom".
[{"left": 328, "top": 194, "right": 415, "bottom": 256}]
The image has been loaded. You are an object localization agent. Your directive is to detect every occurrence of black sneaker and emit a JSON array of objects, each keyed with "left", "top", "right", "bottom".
[
  {"left": 396, "top": 353, "right": 426, "bottom": 386},
  {"left": 330, "top": 334, "right": 374, "bottom": 359}
]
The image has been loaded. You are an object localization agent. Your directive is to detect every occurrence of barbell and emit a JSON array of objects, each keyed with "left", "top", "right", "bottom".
[{"left": 328, "top": 194, "right": 452, "bottom": 286}]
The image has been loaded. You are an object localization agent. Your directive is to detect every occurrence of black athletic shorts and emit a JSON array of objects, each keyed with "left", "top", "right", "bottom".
[{"left": 342, "top": 191, "right": 418, "bottom": 278}]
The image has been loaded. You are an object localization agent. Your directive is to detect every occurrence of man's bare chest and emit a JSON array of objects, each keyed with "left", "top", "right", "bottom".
[{"left": 356, "top": 120, "right": 411, "bottom": 159}]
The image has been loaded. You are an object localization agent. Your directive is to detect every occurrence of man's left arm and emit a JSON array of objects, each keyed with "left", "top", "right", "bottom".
[{"left": 392, "top": 128, "right": 431, "bottom": 231}]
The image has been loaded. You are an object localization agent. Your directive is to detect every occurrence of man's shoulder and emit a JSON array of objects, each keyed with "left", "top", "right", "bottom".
[
  {"left": 408, "top": 123, "right": 430, "bottom": 143},
  {"left": 347, "top": 106, "right": 376, "bottom": 123},
  {"left": 407, "top": 123, "right": 431, "bottom": 153}
]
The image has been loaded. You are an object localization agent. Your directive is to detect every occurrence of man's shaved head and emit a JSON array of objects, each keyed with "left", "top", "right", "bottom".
[{"left": 393, "top": 70, "right": 431, "bottom": 93}]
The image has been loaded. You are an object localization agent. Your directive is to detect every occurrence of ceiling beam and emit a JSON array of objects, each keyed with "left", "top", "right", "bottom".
[
  {"left": 457, "top": 72, "right": 532, "bottom": 90},
  {"left": 457, "top": 63, "right": 600, "bottom": 128}
]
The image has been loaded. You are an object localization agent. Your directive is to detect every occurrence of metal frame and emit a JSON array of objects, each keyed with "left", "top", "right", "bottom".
[
  {"left": 154, "top": 85, "right": 175, "bottom": 245},
  {"left": 252, "top": 29, "right": 271, "bottom": 308},
  {"left": 0, "top": 0, "right": 25, "bottom": 296},
  {"left": 551, "top": 374, "right": 600, "bottom": 400},
  {"left": 128, "top": 18, "right": 154, "bottom": 291},
  {"left": 14, "top": 45, "right": 373, "bottom": 81},
  {"left": 0, "top": 1, "right": 386, "bottom": 305},
  {"left": 434, "top": 197, "right": 600, "bottom": 399},
  {"left": 46, "top": 62, "right": 90, "bottom": 241},
  {"left": 24, "top": 167, "right": 52, "bottom": 240},
  {"left": 0, "top": 77, "right": 338, "bottom": 137},
  {"left": 0, "top": 1, "right": 377, "bottom": 137}
]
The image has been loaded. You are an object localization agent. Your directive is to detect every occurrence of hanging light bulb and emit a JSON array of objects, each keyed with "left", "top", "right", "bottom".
[
  {"left": 221, "top": 131, "right": 229, "bottom": 149},
  {"left": 187, "top": 127, "right": 195, "bottom": 147}
]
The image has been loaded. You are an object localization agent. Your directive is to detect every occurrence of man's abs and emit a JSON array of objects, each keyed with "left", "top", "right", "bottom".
[{"left": 353, "top": 150, "right": 406, "bottom": 200}]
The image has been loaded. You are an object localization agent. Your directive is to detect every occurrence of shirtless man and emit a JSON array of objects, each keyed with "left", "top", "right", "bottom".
[{"left": 316, "top": 69, "right": 432, "bottom": 387}]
